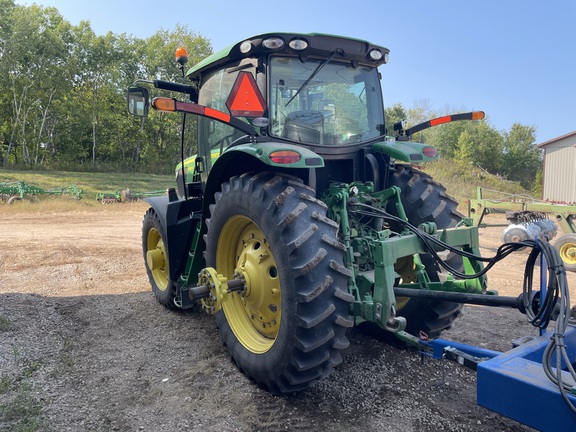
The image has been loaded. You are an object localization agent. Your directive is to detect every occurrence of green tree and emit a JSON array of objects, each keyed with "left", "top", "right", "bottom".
[
  {"left": 407, "top": 98, "right": 434, "bottom": 126},
  {"left": 0, "top": 0, "right": 17, "bottom": 163},
  {"left": 71, "top": 27, "right": 125, "bottom": 166},
  {"left": 532, "top": 167, "right": 543, "bottom": 197},
  {"left": 459, "top": 121, "right": 504, "bottom": 172},
  {"left": 384, "top": 102, "right": 407, "bottom": 137},
  {"left": 134, "top": 25, "right": 212, "bottom": 171},
  {"left": 0, "top": 3, "right": 214, "bottom": 172},
  {"left": 1, "top": 4, "right": 72, "bottom": 166},
  {"left": 141, "top": 25, "right": 211, "bottom": 82},
  {"left": 502, "top": 123, "right": 541, "bottom": 188},
  {"left": 49, "top": 27, "right": 144, "bottom": 170},
  {"left": 426, "top": 119, "right": 468, "bottom": 158},
  {"left": 456, "top": 129, "right": 474, "bottom": 162}
]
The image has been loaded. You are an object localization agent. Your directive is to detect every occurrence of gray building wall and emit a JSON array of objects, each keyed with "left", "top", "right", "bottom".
[{"left": 540, "top": 132, "right": 576, "bottom": 203}]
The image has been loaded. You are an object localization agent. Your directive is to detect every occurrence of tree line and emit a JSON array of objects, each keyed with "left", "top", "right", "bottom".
[
  {"left": 0, "top": 0, "right": 211, "bottom": 173},
  {"left": 385, "top": 101, "right": 542, "bottom": 190},
  {"left": 0, "top": 1, "right": 542, "bottom": 187}
]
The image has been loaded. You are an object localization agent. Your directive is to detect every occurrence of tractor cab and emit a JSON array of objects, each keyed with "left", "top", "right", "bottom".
[
  {"left": 128, "top": 33, "right": 466, "bottom": 195},
  {"left": 190, "top": 34, "right": 388, "bottom": 155},
  {"left": 160, "top": 33, "right": 393, "bottom": 188}
]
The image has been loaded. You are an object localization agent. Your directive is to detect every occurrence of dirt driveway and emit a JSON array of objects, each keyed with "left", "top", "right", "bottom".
[{"left": 1, "top": 203, "right": 574, "bottom": 431}]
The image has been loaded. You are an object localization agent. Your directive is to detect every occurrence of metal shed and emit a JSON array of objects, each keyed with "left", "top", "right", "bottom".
[{"left": 537, "top": 130, "right": 576, "bottom": 203}]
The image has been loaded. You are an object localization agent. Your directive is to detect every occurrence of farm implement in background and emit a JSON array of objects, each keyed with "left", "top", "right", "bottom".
[
  {"left": 96, "top": 188, "right": 166, "bottom": 204},
  {"left": 468, "top": 187, "right": 576, "bottom": 271},
  {"left": 0, "top": 181, "right": 83, "bottom": 204}
]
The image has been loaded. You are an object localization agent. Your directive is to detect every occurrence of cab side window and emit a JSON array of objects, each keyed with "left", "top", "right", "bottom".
[{"left": 198, "top": 61, "right": 258, "bottom": 159}]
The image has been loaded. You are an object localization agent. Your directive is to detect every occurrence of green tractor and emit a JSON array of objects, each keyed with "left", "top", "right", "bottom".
[{"left": 128, "top": 33, "right": 488, "bottom": 394}]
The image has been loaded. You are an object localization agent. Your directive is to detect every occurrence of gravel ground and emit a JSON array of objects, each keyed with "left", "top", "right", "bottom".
[{"left": 1, "top": 203, "right": 575, "bottom": 431}]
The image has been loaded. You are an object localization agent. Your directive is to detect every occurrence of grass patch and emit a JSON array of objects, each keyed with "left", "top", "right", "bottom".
[
  {"left": 0, "top": 168, "right": 174, "bottom": 214},
  {"left": 0, "top": 168, "right": 175, "bottom": 202},
  {"left": 0, "top": 346, "right": 45, "bottom": 431},
  {"left": 422, "top": 159, "right": 528, "bottom": 210},
  {"left": 0, "top": 315, "right": 10, "bottom": 332},
  {"left": 0, "top": 375, "right": 11, "bottom": 394},
  {"left": 1, "top": 383, "right": 41, "bottom": 420},
  {"left": 0, "top": 383, "right": 45, "bottom": 431},
  {"left": 55, "top": 337, "right": 77, "bottom": 375},
  {"left": 21, "top": 361, "right": 41, "bottom": 380},
  {"left": 1, "top": 161, "right": 529, "bottom": 213}
]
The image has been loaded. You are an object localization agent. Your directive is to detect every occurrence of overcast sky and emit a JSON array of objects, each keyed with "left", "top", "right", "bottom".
[{"left": 19, "top": 0, "right": 576, "bottom": 143}]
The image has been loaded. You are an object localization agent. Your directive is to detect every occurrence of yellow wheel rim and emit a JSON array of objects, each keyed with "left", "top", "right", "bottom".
[
  {"left": 217, "top": 215, "right": 281, "bottom": 354},
  {"left": 146, "top": 227, "right": 169, "bottom": 291},
  {"left": 394, "top": 256, "right": 416, "bottom": 310},
  {"left": 559, "top": 242, "right": 576, "bottom": 266}
]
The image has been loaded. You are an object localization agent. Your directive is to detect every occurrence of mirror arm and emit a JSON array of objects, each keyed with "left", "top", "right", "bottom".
[
  {"left": 153, "top": 80, "right": 198, "bottom": 101},
  {"left": 133, "top": 79, "right": 154, "bottom": 85}
]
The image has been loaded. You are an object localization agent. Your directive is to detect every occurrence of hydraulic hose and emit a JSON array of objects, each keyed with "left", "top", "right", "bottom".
[{"left": 349, "top": 201, "right": 576, "bottom": 413}]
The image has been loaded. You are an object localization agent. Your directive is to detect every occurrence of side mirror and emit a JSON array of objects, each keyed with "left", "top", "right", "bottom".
[{"left": 127, "top": 86, "right": 149, "bottom": 117}]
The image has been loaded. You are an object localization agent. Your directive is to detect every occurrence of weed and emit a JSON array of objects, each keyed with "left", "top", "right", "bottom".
[
  {"left": 0, "top": 316, "right": 10, "bottom": 332},
  {"left": 61, "top": 338, "right": 75, "bottom": 353},
  {"left": 0, "top": 351, "right": 46, "bottom": 432},
  {"left": 0, "top": 382, "right": 45, "bottom": 431},
  {"left": 12, "top": 346, "right": 19, "bottom": 361},
  {"left": 21, "top": 361, "right": 41, "bottom": 379},
  {"left": 47, "top": 336, "right": 76, "bottom": 377},
  {"left": 0, "top": 374, "right": 11, "bottom": 394}
]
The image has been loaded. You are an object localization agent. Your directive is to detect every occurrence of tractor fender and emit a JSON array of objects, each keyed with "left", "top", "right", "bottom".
[
  {"left": 144, "top": 193, "right": 201, "bottom": 282},
  {"left": 372, "top": 140, "right": 439, "bottom": 163},
  {"left": 201, "top": 142, "right": 325, "bottom": 217},
  {"left": 144, "top": 195, "right": 171, "bottom": 233},
  {"left": 222, "top": 142, "right": 324, "bottom": 169},
  {"left": 176, "top": 141, "right": 324, "bottom": 189}
]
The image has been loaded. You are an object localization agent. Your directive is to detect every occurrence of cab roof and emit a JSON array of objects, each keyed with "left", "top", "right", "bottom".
[{"left": 186, "top": 32, "right": 389, "bottom": 81}]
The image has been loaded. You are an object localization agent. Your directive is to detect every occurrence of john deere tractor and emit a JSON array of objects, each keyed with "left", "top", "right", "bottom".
[{"left": 128, "top": 33, "right": 490, "bottom": 394}]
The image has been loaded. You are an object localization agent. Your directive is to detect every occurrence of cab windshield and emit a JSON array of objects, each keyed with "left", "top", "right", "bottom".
[{"left": 269, "top": 56, "right": 385, "bottom": 145}]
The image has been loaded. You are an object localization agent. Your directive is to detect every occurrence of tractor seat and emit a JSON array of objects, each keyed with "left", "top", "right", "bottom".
[{"left": 283, "top": 110, "right": 324, "bottom": 144}]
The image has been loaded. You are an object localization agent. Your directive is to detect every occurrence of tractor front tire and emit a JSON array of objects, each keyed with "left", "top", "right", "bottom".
[
  {"left": 142, "top": 208, "right": 177, "bottom": 308},
  {"left": 205, "top": 172, "right": 353, "bottom": 394}
]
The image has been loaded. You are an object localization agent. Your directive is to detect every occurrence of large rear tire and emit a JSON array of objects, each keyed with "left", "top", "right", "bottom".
[
  {"left": 388, "top": 164, "right": 464, "bottom": 339},
  {"left": 205, "top": 172, "right": 353, "bottom": 394}
]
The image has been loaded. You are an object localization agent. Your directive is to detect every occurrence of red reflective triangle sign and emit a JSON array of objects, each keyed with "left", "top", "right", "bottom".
[{"left": 226, "top": 71, "right": 266, "bottom": 118}]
